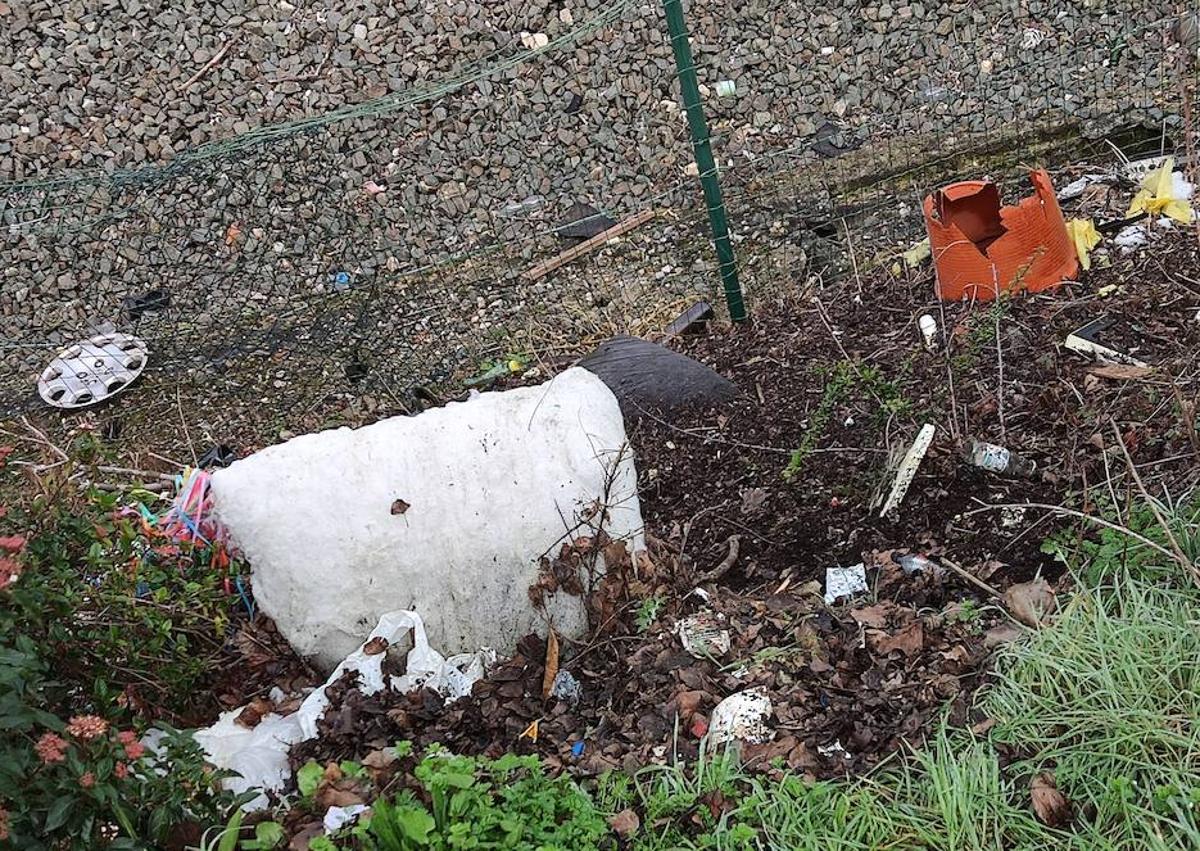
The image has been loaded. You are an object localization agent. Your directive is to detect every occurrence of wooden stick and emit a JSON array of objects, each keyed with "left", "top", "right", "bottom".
[
  {"left": 177, "top": 39, "right": 234, "bottom": 92},
  {"left": 939, "top": 557, "right": 1004, "bottom": 600},
  {"left": 522, "top": 209, "right": 656, "bottom": 281}
]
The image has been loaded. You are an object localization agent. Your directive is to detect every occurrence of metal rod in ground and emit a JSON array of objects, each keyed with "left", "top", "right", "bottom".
[{"left": 660, "top": 0, "right": 747, "bottom": 322}]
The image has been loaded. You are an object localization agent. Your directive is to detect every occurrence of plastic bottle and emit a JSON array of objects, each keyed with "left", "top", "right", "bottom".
[{"left": 964, "top": 439, "right": 1037, "bottom": 478}]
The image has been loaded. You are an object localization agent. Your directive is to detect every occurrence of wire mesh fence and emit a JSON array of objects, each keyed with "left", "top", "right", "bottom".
[{"left": 0, "top": 1, "right": 1194, "bottom": 452}]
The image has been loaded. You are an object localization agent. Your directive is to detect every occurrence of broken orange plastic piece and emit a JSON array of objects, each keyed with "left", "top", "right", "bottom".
[{"left": 924, "top": 169, "right": 1077, "bottom": 301}]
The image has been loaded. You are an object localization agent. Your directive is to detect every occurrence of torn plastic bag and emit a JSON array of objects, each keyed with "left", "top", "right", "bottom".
[{"left": 195, "top": 610, "right": 492, "bottom": 810}]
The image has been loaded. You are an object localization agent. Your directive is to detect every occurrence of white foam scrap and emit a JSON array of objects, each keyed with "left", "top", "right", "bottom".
[{"left": 710, "top": 688, "right": 774, "bottom": 746}]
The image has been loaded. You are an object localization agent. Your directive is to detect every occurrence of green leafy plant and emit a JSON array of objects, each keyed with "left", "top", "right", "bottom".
[
  {"left": 634, "top": 596, "right": 665, "bottom": 632},
  {"left": 360, "top": 750, "right": 608, "bottom": 850},
  {"left": 783, "top": 361, "right": 910, "bottom": 480},
  {"left": 0, "top": 475, "right": 246, "bottom": 848}
]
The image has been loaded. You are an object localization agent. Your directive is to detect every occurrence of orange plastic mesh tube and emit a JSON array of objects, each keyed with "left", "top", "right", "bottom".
[{"left": 924, "top": 169, "right": 1078, "bottom": 301}]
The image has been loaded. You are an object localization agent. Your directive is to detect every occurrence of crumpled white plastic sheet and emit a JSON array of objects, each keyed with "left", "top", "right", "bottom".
[{"left": 195, "top": 610, "right": 493, "bottom": 810}]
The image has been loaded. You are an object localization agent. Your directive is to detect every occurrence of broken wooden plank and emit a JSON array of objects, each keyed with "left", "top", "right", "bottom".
[{"left": 522, "top": 208, "right": 656, "bottom": 282}]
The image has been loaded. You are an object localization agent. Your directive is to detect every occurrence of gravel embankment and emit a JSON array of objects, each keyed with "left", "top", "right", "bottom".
[{"left": 0, "top": 0, "right": 1184, "bottom": 417}]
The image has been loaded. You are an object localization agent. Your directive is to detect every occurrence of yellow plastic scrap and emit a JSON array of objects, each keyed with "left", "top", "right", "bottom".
[
  {"left": 1065, "top": 218, "right": 1102, "bottom": 271},
  {"left": 891, "top": 237, "right": 931, "bottom": 277},
  {"left": 1126, "top": 157, "right": 1194, "bottom": 224},
  {"left": 902, "top": 237, "right": 931, "bottom": 268}
]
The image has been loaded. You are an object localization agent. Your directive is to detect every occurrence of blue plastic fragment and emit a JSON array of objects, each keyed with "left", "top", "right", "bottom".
[
  {"left": 571, "top": 741, "right": 585, "bottom": 758},
  {"left": 332, "top": 271, "right": 351, "bottom": 290}
]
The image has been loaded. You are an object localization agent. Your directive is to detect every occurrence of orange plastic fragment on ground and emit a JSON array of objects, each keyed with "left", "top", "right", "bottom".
[{"left": 924, "top": 169, "right": 1078, "bottom": 301}]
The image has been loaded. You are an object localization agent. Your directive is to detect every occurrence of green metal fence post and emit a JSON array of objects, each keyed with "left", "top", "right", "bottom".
[{"left": 660, "top": 0, "right": 747, "bottom": 321}]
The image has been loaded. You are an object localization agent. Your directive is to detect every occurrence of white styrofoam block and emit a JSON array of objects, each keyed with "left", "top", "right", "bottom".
[{"left": 210, "top": 367, "right": 643, "bottom": 670}]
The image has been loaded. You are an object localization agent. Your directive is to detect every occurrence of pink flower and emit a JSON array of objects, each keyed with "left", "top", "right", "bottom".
[
  {"left": 114, "top": 762, "right": 129, "bottom": 780},
  {"left": 79, "top": 772, "right": 95, "bottom": 789},
  {"left": 0, "top": 535, "right": 25, "bottom": 554},
  {"left": 123, "top": 740, "right": 146, "bottom": 761},
  {"left": 0, "top": 806, "right": 9, "bottom": 841},
  {"left": 66, "top": 715, "right": 108, "bottom": 741},
  {"left": 34, "top": 733, "right": 68, "bottom": 764},
  {"left": 116, "top": 730, "right": 137, "bottom": 745}
]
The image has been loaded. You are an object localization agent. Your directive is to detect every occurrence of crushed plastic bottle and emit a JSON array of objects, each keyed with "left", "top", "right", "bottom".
[{"left": 964, "top": 439, "right": 1037, "bottom": 478}]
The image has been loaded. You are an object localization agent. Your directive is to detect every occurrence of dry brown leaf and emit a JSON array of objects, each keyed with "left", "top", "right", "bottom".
[
  {"left": 288, "top": 822, "right": 325, "bottom": 851},
  {"left": 390, "top": 498, "right": 410, "bottom": 515},
  {"left": 609, "top": 808, "right": 640, "bottom": 837},
  {"left": 1031, "top": 772, "right": 1072, "bottom": 826},
  {"left": 541, "top": 629, "right": 559, "bottom": 699},
  {"left": 971, "top": 718, "right": 997, "bottom": 735},
  {"left": 1087, "top": 363, "right": 1153, "bottom": 381},
  {"left": 984, "top": 622, "right": 1025, "bottom": 647},
  {"left": 363, "top": 636, "right": 389, "bottom": 656},
  {"left": 672, "top": 689, "right": 706, "bottom": 719},
  {"left": 850, "top": 603, "right": 894, "bottom": 628},
  {"left": 315, "top": 781, "right": 368, "bottom": 810},
  {"left": 868, "top": 620, "right": 924, "bottom": 657},
  {"left": 1003, "top": 579, "right": 1056, "bottom": 627},
  {"left": 235, "top": 696, "right": 273, "bottom": 728}
]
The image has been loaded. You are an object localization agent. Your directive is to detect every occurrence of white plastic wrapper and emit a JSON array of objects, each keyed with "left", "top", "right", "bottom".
[
  {"left": 824, "top": 564, "right": 868, "bottom": 605},
  {"left": 195, "top": 610, "right": 492, "bottom": 810}
]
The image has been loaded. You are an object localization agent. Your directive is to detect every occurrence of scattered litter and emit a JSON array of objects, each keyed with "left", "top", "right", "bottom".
[
  {"left": 817, "top": 739, "right": 849, "bottom": 758},
  {"left": 663, "top": 300, "right": 714, "bottom": 338},
  {"left": 811, "top": 121, "right": 862, "bottom": 158},
  {"left": 902, "top": 237, "right": 931, "bottom": 268},
  {"left": 160, "top": 468, "right": 234, "bottom": 550},
  {"left": 1126, "top": 156, "right": 1194, "bottom": 224},
  {"left": 1113, "top": 223, "right": 1148, "bottom": 252},
  {"left": 555, "top": 201, "right": 617, "bottom": 240},
  {"left": 549, "top": 669, "right": 582, "bottom": 705},
  {"left": 715, "top": 80, "right": 737, "bottom": 97},
  {"left": 330, "top": 271, "right": 351, "bottom": 291},
  {"left": 362, "top": 180, "right": 387, "bottom": 196},
  {"left": 520, "top": 719, "right": 540, "bottom": 743},
  {"left": 1064, "top": 317, "right": 1149, "bottom": 368},
  {"left": 498, "top": 195, "right": 545, "bottom": 218},
  {"left": 123, "top": 289, "right": 170, "bottom": 320},
  {"left": 880, "top": 424, "right": 936, "bottom": 517},
  {"left": 324, "top": 804, "right": 370, "bottom": 834},
  {"left": 676, "top": 611, "right": 731, "bottom": 659},
  {"left": 1000, "top": 505, "right": 1027, "bottom": 528},
  {"left": 1065, "top": 219, "right": 1101, "bottom": 270},
  {"left": 897, "top": 553, "right": 935, "bottom": 574},
  {"left": 824, "top": 563, "right": 869, "bottom": 605},
  {"left": 918, "top": 314, "right": 939, "bottom": 350},
  {"left": 1057, "top": 174, "right": 1108, "bottom": 201},
  {"left": 925, "top": 170, "right": 1076, "bottom": 301},
  {"left": 38, "top": 332, "right": 148, "bottom": 410},
  {"left": 570, "top": 740, "right": 585, "bottom": 758},
  {"left": 197, "top": 444, "right": 237, "bottom": 469},
  {"left": 1020, "top": 27, "right": 1046, "bottom": 50},
  {"left": 964, "top": 438, "right": 1037, "bottom": 478},
  {"left": 709, "top": 688, "right": 774, "bottom": 746},
  {"left": 196, "top": 610, "right": 493, "bottom": 810}
]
